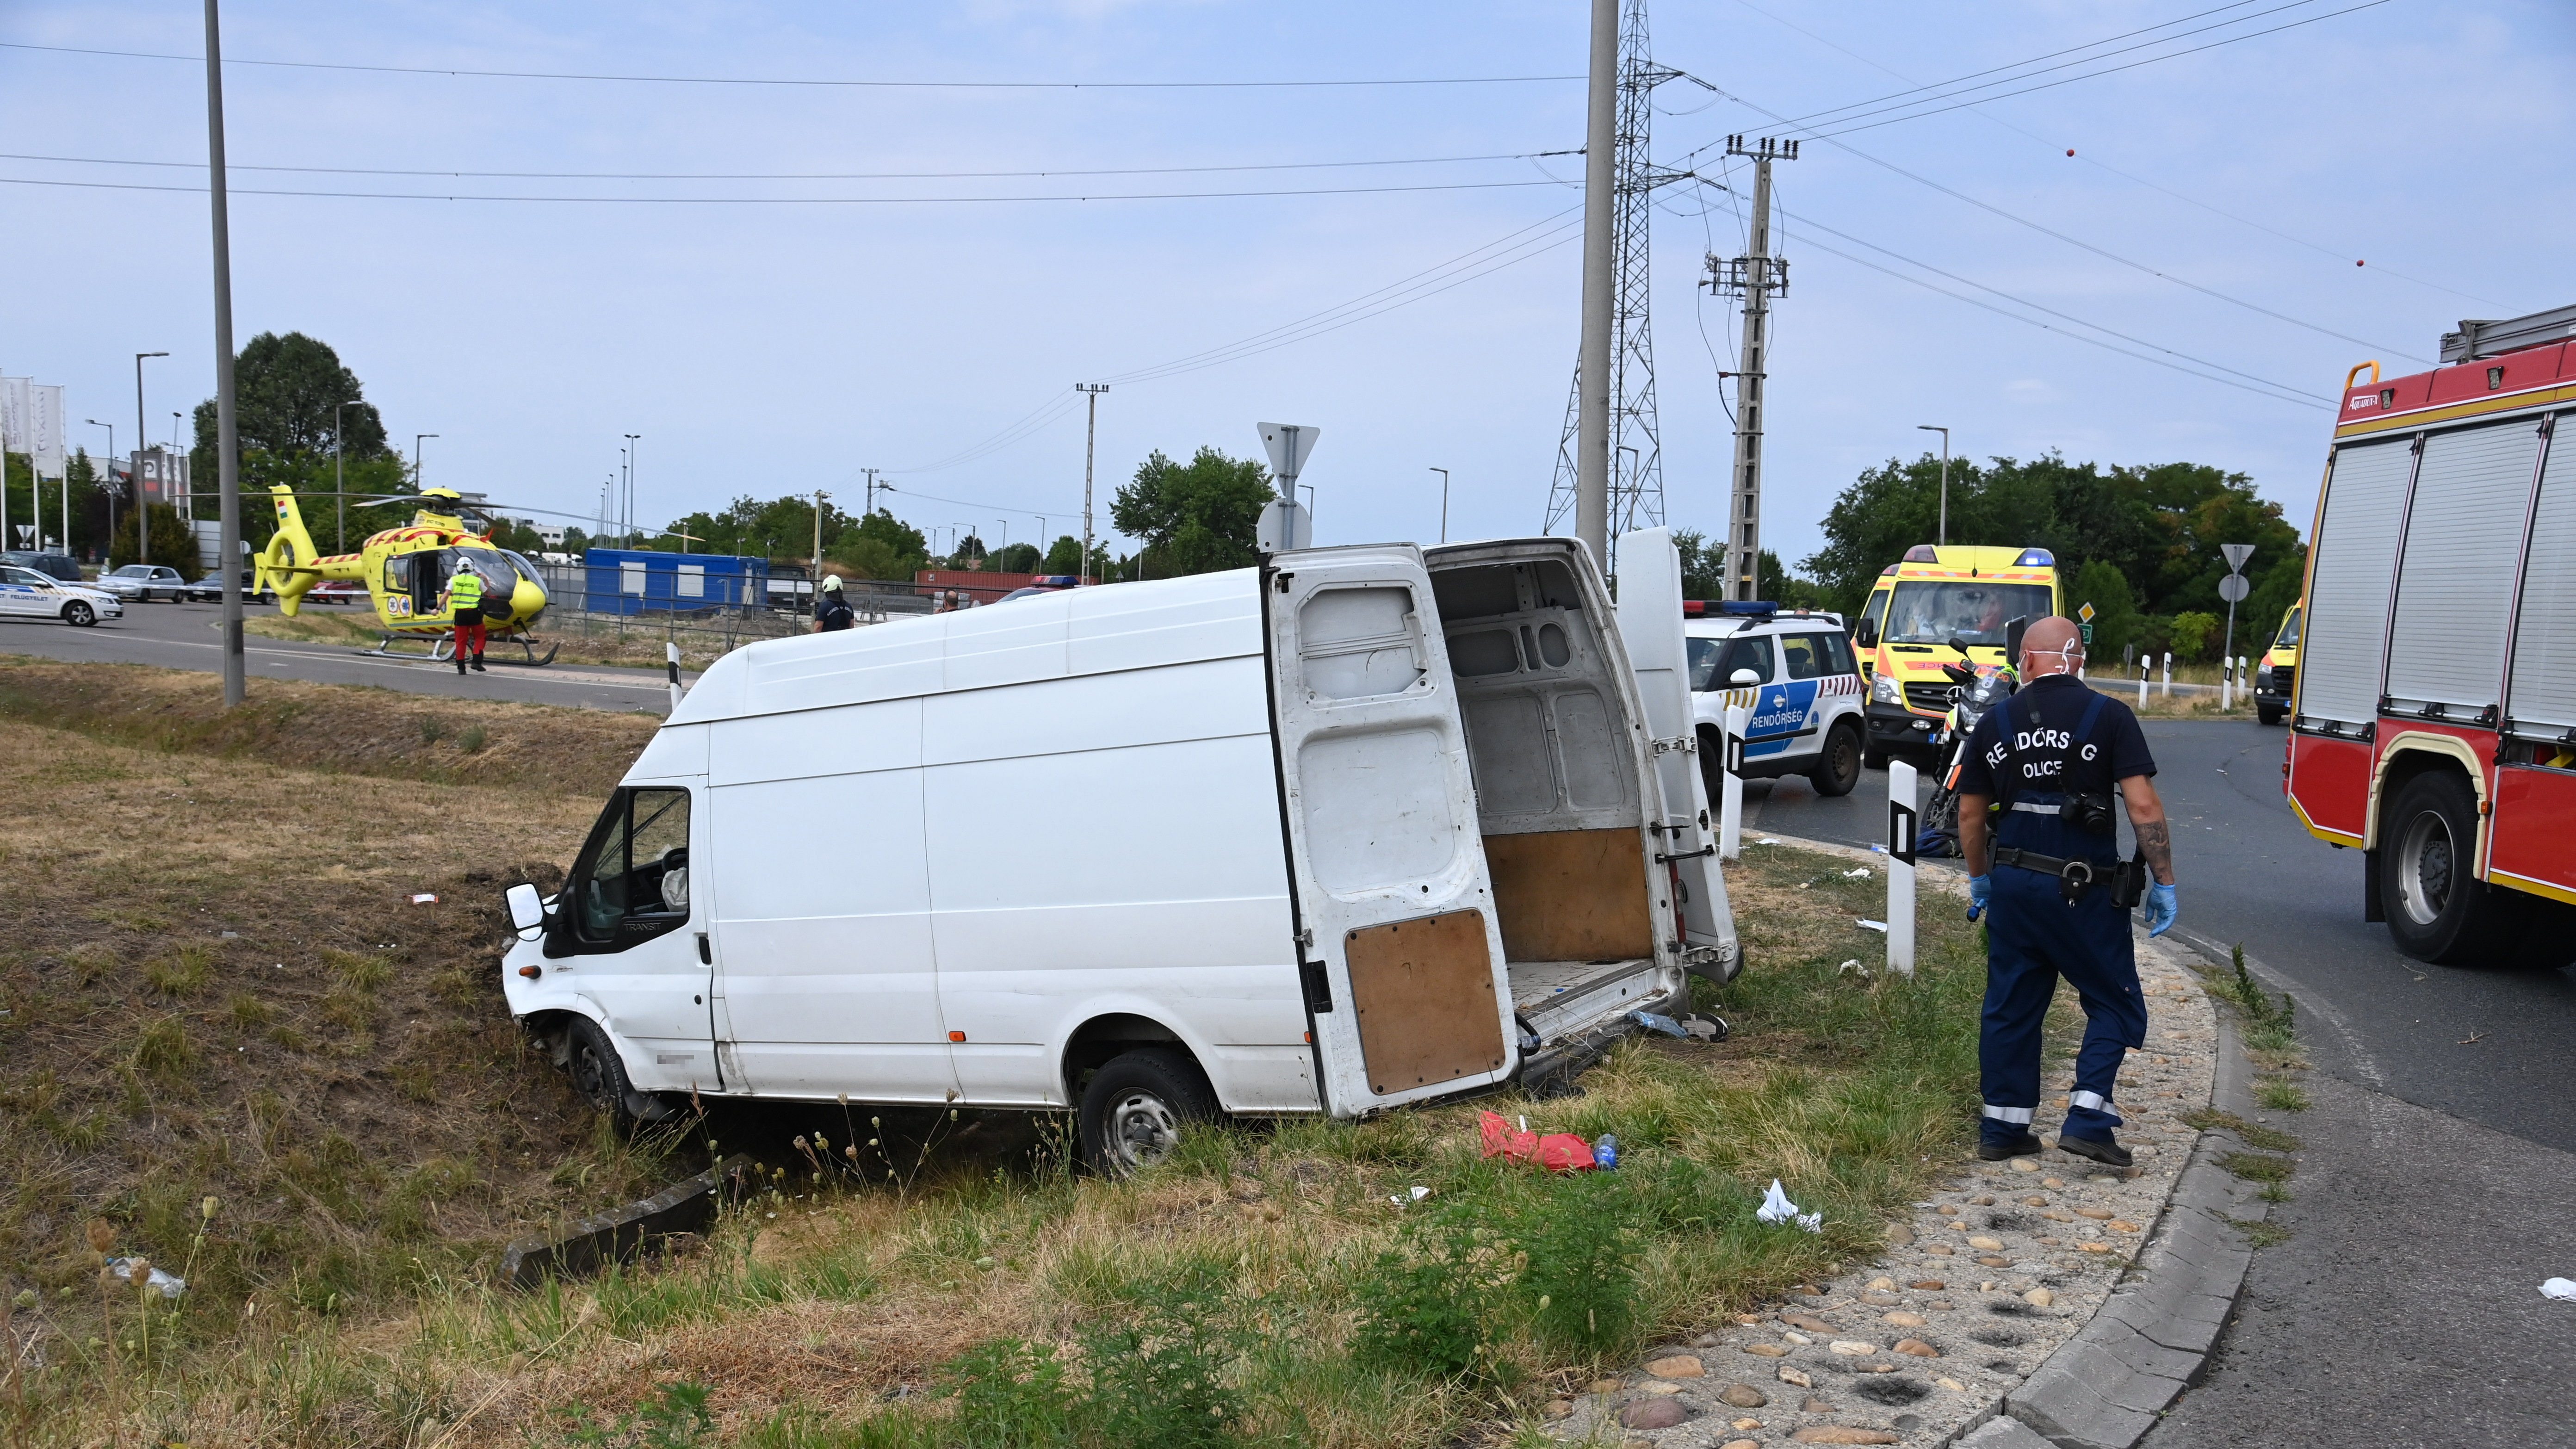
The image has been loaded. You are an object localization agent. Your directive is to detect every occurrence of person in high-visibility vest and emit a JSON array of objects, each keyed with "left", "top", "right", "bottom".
[{"left": 445, "top": 561, "right": 488, "bottom": 674}]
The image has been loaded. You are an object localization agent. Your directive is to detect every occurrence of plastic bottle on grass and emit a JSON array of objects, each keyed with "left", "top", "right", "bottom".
[{"left": 1593, "top": 1133, "right": 1619, "bottom": 1170}]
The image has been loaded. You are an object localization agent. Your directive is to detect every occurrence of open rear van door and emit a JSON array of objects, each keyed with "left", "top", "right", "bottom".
[
  {"left": 1264, "top": 546, "right": 1517, "bottom": 1115},
  {"left": 1616, "top": 529, "right": 1740, "bottom": 982}
]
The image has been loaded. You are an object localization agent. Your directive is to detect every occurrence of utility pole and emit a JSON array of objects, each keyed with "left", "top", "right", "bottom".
[
  {"left": 625, "top": 433, "right": 641, "bottom": 544},
  {"left": 861, "top": 466, "right": 881, "bottom": 517},
  {"left": 1077, "top": 383, "right": 1108, "bottom": 583},
  {"left": 811, "top": 490, "right": 829, "bottom": 599},
  {"left": 1708, "top": 134, "right": 1797, "bottom": 601},
  {"left": 135, "top": 352, "right": 167, "bottom": 565},
  {"left": 1572, "top": 0, "right": 1619, "bottom": 574},
  {"left": 1430, "top": 468, "right": 1450, "bottom": 543},
  {"left": 203, "top": 0, "right": 244, "bottom": 706},
  {"left": 1917, "top": 425, "right": 1950, "bottom": 547}
]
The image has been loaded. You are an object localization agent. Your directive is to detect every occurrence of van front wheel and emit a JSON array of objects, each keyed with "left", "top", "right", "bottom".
[
  {"left": 1078, "top": 1047, "right": 1219, "bottom": 1177},
  {"left": 564, "top": 1016, "right": 642, "bottom": 1134}
]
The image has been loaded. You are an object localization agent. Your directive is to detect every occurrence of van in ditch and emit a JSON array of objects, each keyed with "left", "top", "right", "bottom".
[{"left": 501, "top": 532, "right": 1736, "bottom": 1170}]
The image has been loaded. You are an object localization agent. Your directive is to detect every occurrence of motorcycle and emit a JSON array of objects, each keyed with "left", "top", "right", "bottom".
[{"left": 1915, "top": 638, "right": 2018, "bottom": 858}]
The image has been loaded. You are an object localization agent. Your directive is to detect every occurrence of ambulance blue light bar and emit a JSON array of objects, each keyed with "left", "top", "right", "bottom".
[
  {"left": 1683, "top": 600, "right": 1780, "bottom": 617},
  {"left": 2013, "top": 548, "right": 2055, "bottom": 567}
]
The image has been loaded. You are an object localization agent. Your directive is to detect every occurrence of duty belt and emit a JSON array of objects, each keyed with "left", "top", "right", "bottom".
[{"left": 1994, "top": 845, "right": 2112, "bottom": 904}]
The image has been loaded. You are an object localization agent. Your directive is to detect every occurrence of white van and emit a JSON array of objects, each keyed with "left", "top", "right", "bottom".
[{"left": 502, "top": 532, "right": 1737, "bottom": 1170}]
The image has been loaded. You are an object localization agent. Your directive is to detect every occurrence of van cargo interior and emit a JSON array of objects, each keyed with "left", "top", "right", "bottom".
[{"left": 1427, "top": 553, "right": 1664, "bottom": 1042}]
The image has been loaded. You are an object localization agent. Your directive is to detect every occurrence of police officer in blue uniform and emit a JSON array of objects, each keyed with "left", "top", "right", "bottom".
[{"left": 1955, "top": 616, "right": 2179, "bottom": 1168}]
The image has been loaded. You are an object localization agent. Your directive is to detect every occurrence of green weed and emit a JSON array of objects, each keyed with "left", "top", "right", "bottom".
[
  {"left": 2219, "top": 1152, "right": 2295, "bottom": 1183},
  {"left": 2179, "top": 1108, "right": 2302, "bottom": 1152},
  {"left": 131, "top": 1016, "right": 195, "bottom": 1080},
  {"left": 458, "top": 724, "right": 489, "bottom": 753},
  {"left": 145, "top": 944, "right": 213, "bottom": 997},
  {"left": 2253, "top": 1077, "right": 2310, "bottom": 1112}
]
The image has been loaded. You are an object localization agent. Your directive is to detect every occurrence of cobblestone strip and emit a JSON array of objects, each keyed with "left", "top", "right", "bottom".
[{"left": 1546, "top": 836, "right": 2220, "bottom": 1449}]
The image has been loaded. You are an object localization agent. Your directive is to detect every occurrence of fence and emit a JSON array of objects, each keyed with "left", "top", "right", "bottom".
[{"left": 531, "top": 564, "right": 1009, "bottom": 666}]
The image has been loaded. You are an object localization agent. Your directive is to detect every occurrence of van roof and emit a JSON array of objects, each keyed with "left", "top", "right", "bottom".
[
  {"left": 669, "top": 566, "right": 1263, "bottom": 725},
  {"left": 1875, "top": 544, "right": 2056, "bottom": 583}
]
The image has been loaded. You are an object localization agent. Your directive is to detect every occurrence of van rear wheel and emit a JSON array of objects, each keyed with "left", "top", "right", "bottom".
[{"left": 1078, "top": 1047, "right": 1219, "bottom": 1177}]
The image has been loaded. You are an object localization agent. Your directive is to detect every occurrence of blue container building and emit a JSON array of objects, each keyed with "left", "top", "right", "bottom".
[{"left": 582, "top": 549, "right": 772, "bottom": 616}]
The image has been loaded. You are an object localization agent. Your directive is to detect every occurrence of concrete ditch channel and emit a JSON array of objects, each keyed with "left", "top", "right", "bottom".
[{"left": 1549, "top": 835, "right": 2269, "bottom": 1449}]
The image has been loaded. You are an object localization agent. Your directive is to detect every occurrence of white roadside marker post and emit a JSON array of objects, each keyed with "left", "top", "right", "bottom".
[
  {"left": 1719, "top": 698, "right": 1748, "bottom": 861},
  {"left": 2219, "top": 657, "right": 2230, "bottom": 711},
  {"left": 1887, "top": 758, "right": 1918, "bottom": 978},
  {"left": 2136, "top": 661, "right": 2149, "bottom": 707},
  {"left": 2161, "top": 652, "right": 2173, "bottom": 699},
  {"left": 666, "top": 640, "right": 685, "bottom": 714}
]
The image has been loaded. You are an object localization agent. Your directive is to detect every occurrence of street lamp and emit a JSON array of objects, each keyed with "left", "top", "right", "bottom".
[
  {"left": 87, "top": 420, "right": 115, "bottom": 555},
  {"left": 1430, "top": 468, "right": 1450, "bottom": 544},
  {"left": 625, "top": 433, "right": 641, "bottom": 543},
  {"left": 415, "top": 433, "right": 439, "bottom": 490},
  {"left": 332, "top": 399, "right": 359, "bottom": 552},
  {"left": 134, "top": 352, "right": 167, "bottom": 564},
  {"left": 1917, "top": 426, "right": 1951, "bottom": 547}
]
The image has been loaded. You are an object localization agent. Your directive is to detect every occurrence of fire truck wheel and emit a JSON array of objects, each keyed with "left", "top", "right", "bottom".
[
  {"left": 1809, "top": 720, "right": 1865, "bottom": 797},
  {"left": 2380, "top": 769, "right": 2522, "bottom": 966}
]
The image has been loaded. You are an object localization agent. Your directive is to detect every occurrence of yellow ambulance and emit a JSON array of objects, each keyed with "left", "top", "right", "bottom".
[
  {"left": 1853, "top": 544, "right": 2063, "bottom": 766},
  {"left": 2254, "top": 602, "right": 2299, "bottom": 726}
]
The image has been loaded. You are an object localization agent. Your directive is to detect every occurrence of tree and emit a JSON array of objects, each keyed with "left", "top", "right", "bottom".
[
  {"left": 111, "top": 501, "right": 201, "bottom": 571},
  {"left": 190, "top": 331, "right": 390, "bottom": 470},
  {"left": 952, "top": 533, "right": 987, "bottom": 568},
  {"left": 2069, "top": 559, "right": 2141, "bottom": 662},
  {"left": 2170, "top": 611, "right": 2220, "bottom": 662},
  {"left": 829, "top": 510, "right": 930, "bottom": 580},
  {"left": 2241, "top": 548, "right": 2307, "bottom": 653},
  {"left": 992, "top": 542, "right": 1041, "bottom": 574},
  {"left": 1111, "top": 447, "right": 1272, "bottom": 578}
]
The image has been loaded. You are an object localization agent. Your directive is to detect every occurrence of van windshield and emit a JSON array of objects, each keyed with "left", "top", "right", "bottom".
[
  {"left": 2273, "top": 606, "right": 2302, "bottom": 650},
  {"left": 1884, "top": 581, "right": 2053, "bottom": 646}
]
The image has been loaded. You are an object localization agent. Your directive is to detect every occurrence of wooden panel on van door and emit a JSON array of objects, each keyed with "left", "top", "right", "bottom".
[
  {"left": 1344, "top": 909, "right": 1509, "bottom": 1096},
  {"left": 1481, "top": 828, "right": 1655, "bottom": 961}
]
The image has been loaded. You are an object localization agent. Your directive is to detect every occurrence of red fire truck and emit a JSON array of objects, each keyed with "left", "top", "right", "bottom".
[{"left": 2285, "top": 303, "right": 2576, "bottom": 965}]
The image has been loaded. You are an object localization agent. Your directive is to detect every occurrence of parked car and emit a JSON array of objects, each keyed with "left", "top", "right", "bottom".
[
  {"left": 503, "top": 531, "right": 1737, "bottom": 1170},
  {"left": 183, "top": 570, "right": 278, "bottom": 604},
  {"left": 0, "top": 564, "right": 121, "bottom": 627},
  {"left": 1685, "top": 603, "right": 1867, "bottom": 797},
  {"left": 0, "top": 551, "right": 84, "bottom": 585},
  {"left": 99, "top": 564, "right": 190, "bottom": 602},
  {"left": 997, "top": 575, "right": 1084, "bottom": 602}
]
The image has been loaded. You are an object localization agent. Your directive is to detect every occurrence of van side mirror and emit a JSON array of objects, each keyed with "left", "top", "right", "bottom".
[
  {"left": 1729, "top": 668, "right": 1761, "bottom": 687},
  {"left": 506, "top": 882, "right": 545, "bottom": 933},
  {"left": 1853, "top": 618, "right": 1877, "bottom": 649},
  {"left": 1946, "top": 634, "right": 1971, "bottom": 655}
]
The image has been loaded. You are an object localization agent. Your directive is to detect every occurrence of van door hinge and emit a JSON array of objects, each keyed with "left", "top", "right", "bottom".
[
  {"left": 1652, "top": 735, "right": 1696, "bottom": 755},
  {"left": 1296, "top": 926, "right": 1315, "bottom": 949}
]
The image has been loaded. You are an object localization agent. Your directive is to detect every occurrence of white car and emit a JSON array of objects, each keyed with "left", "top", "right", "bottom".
[
  {"left": 0, "top": 565, "right": 122, "bottom": 627},
  {"left": 1685, "top": 604, "right": 1867, "bottom": 797},
  {"left": 97, "top": 564, "right": 189, "bottom": 603}
]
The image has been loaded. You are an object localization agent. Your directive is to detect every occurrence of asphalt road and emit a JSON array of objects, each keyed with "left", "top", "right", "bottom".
[
  {"left": 0, "top": 596, "right": 683, "bottom": 715},
  {"left": 1752, "top": 720, "right": 2576, "bottom": 1444}
]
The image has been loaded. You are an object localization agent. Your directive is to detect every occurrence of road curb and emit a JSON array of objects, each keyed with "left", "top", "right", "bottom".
[{"left": 1999, "top": 969, "right": 2271, "bottom": 1449}]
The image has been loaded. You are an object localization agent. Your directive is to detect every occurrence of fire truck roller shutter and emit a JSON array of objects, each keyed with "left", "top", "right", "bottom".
[
  {"left": 2385, "top": 421, "right": 2546, "bottom": 713},
  {"left": 2507, "top": 424, "right": 2576, "bottom": 732},
  {"left": 2303, "top": 439, "right": 2417, "bottom": 728}
]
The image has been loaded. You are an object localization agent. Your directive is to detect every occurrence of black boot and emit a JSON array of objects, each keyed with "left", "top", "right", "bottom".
[
  {"left": 2056, "top": 1132, "right": 2134, "bottom": 1169},
  {"left": 454, "top": 656, "right": 467, "bottom": 675},
  {"left": 471, "top": 654, "right": 486, "bottom": 672},
  {"left": 1978, "top": 1132, "right": 2045, "bottom": 1161}
]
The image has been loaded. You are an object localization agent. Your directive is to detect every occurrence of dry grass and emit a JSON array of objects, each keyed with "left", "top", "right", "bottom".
[
  {"left": 243, "top": 606, "right": 808, "bottom": 673},
  {"left": 1, "top": 660, "right": 2034, "bottom": 1449}
]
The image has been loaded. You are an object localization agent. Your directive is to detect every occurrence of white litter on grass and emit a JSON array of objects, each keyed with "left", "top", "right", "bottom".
[
  {"left": 1755, "top": 1179, "right": 1823, "bottom": 1232},
  {"left": 1388, "top": 1186, "right": 1432, "bottom": 1207},
  {"left": 103, "top": 1259, "right": 185, "bottom": 1299},
  {"left": 1857, "top": 919, "right": 1890, "bottom": 933},
  {"left": 2543, "top": 1277, "right": 2576, "bottom": 1302},
  {"left": 1755, "top": 837, "right": 1783, "bottom": 846},
  {"left": 1836, "top": 959, "right": 1867, "bottom": 976},
  {"left": 1843, "top": 867, "right": 1873, "bottom": 879},
  {"left": 409, "top": 893, "right": 438, "bottom": 905}
]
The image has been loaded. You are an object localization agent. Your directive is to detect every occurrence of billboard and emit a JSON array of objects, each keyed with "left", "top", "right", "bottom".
[
  {"left": 0, "top": 378, "right": 67, "bottom": 476},
  {"left": 134, "top": 448, "right": 190, "bottom": 508}
]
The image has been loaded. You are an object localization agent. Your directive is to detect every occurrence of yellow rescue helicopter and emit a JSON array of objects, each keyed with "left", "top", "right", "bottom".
[{"left": 253, "top": 484, "right": 561, "bottom": 665}]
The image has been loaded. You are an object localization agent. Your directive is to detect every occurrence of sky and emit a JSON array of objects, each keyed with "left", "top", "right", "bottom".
[{"left": 3, "top": 0, "right": 2570, "bottom": 571}]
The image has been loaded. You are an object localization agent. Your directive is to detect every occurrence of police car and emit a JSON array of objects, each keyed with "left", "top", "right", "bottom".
[
  {"left": 1685, "top": 601, "right": 1867, "bottom": 798},
  {"left": 0, "top": 564, "right": 122, "bottom": 627}
]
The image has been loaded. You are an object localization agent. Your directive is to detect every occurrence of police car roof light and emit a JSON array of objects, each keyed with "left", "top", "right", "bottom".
[{"left": 2013, "top": 548, "right": 2056, "bottom": 567}]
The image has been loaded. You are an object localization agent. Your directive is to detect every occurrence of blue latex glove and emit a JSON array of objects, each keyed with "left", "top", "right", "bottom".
[
  {"left": 1967, "top": 874, "right": 1992, "bottom": 922},
  {"left": 2145, "top": 882, "right": 2179, "bottom": 936}
]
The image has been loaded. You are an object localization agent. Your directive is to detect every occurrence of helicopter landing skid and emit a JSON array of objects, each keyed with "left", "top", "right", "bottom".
[{"left": 359, "top": 632, "right": 560, "bottom": 667}]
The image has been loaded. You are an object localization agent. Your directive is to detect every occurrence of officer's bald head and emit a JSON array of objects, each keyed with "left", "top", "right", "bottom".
[{"left": 2021, "top": 616, "right": 2084, "bottom": 678}]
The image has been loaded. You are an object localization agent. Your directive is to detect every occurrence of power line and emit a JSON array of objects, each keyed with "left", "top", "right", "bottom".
[
  {"left": 0, "top": 146, "right": 1578, "bottom": 183},
  {"left": 1723, "top": 0, "right": 2498, "bottom": 307},
  {"left": 0, "top": 172, "right": 1568, "bottom": 205},
  {"left": 0, "top": 39, "right": 1579, "bottom": 90},
  {"left": 1670, "top": 80, "right": 2427, "bottom": 361},
  {"left": 1799, "top": 0, "right": 2400, "bottom": 139}
]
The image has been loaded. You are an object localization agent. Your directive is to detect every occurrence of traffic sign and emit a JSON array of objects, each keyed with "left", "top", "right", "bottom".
[
  {"left": 2217, "top": 573, "right": 2251, "bottom": 602},
  {"left": 2080, "top": 622, "right": 2095, "bottom": 644},
  {"left": 1257, "top": 422, "right": 1319, "bottom": 495},
  {"left": 2222, "top": 542, "right": 2256, "bottom": 574},
  {"left": 2078, "top": 602, "right": 2096, "bottom": 622}
]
